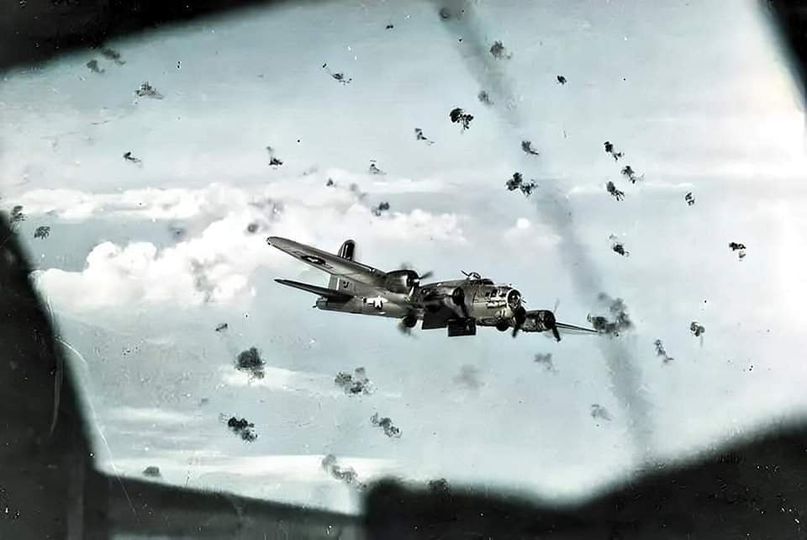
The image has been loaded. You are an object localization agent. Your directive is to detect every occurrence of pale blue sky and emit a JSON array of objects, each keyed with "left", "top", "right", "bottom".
[{"left": 2, "top": 0, "right": 807, "bottom": 515}]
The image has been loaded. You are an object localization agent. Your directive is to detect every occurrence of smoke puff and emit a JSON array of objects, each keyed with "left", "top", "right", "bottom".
[
  {"left": 142, "top": 466, "right": 161, "bottom": 477},
  {"left": 454, "top": 364, "right": 482, "bottom": 389},
  {"left": 591, "top": 404, "right": 612, "bottom": 421},
  {"left": 654, "top": 339, "right": 674, "bottom": 364},
  {"left": 587, "top": 294, "right": 633, "bottom": 337},
  {"left": 534, "top": 353, "right": 556, "bottom": 373},
  {"left": 235, "top": 347, "right": 265, "bottom": 379},
  {"left": 225, "top": 416, "right": 258, "bottom": 442},
  {"left": 371, "top": 412, "right": 402, "bottom": 438},
  {"left": 335, "top": 367, "right": 374, "bottom": 395},
  {"left": 322, "top": 454, "right": 364, "bottom": 488}
]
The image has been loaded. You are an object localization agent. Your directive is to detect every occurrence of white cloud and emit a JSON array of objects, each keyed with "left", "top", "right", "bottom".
[
  {"left": 323, "top": 168, "right": 448, "bottom": 194},
  {"left": 220, "top": 366, "right": 343, "bottom": 398},
  {"left": 220, "top": 366, "right": 402, "bottom": 400},
  {"left": 13, "top": 185, "right": 233, "bottom": 221},
  {"left": 13, "top": 170, "right": 446, "bottom": 222},
  {"left": 502, "top": 217, "right": 562, "bottom": 249},
  {"left": 105, "top": 452, "right": 399, "bottom": 514},
  {"left": 106, "top": 406, "right": 200, "bottom": 425},
  {"left": 29, "top": 176, "right": 467, "bottom": 312},
  {"left": 109, "top": 453, "right": 397, "bottom": 492}
]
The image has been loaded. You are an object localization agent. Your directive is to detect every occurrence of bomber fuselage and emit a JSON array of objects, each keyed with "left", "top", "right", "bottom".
[{"left": 315, "top": 278, "right": 523, "bottom": 328}]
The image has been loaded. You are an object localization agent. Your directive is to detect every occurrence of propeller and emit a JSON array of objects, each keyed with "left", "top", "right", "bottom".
[
  {"left": 451, "top": 287, "right": 470, "bottom": 318},
  {"left": 399, "top": 263, "right": 433, "bottom": 281},
  {"left": 543, "top": 310, "right": 561, "bottom": 342},
  {"left": 548, "top": 299, "right": 561, "bottom": 341},
  {"left": 398, "top": 311, "right": 418, "bottom": 336},
  {"left": 409, "top": 270, "right": 433, "bottom": 298},
  {"left": 511, "top": 305, "right": 527, "bottom": 337},
  {"left": 397, "top": 265, "right": 434, "bottom": 298}
]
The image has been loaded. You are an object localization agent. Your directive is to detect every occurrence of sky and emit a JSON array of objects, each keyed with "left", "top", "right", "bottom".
[{"left": 2, "top": 0, "right": 807, "bottom": 516}]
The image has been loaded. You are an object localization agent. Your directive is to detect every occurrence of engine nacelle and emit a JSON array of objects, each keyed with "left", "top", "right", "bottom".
[
  {"left": 506, "top": 289, "right": 522, "bottom": 310},
  {"left": 384, "top": 270, "right": 419, "bottom": 294},
  {"left": 418, "top": 284, "right": 461, "bottom": 313},
  {"left": 522, "top": 310, "right": 556, "bottom": 332}
]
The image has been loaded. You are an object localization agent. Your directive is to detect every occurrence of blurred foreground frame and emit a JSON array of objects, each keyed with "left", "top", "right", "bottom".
[{"left": 3, "top": 0, "right": 807, "bottom": 538}]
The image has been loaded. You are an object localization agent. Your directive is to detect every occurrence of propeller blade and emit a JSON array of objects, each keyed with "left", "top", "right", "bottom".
[
  {"left": 398, "top": 267, "right": 432, "bottom": 286},
  {"left": 511, "top": 305, "right": 527, "bottom": 338},
  {"left": 399, "top": 268, "right": 432, "bottom": 298},
  {"left": 398, "top": 312, "right": 418, "bottom": 335},
  {"left": 538, "top": 309, "right": 561, "bottom": 342},
  {"left": 451, "top": 287, "right": 470, "bottom": 318}
]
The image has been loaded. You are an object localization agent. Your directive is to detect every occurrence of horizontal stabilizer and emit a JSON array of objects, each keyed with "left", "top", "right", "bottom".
[{"left": 275, "top": 279, "right": 353, "bottom": 302}]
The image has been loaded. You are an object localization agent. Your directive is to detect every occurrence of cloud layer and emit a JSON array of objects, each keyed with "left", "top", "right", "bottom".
[{"left": 28, "top": 174, "right": 467, "bottom": 311}]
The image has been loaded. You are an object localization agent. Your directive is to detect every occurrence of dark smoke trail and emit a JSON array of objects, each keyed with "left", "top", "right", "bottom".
[{"left": 435, "top": 0, "right": 653, "bottom": 461}]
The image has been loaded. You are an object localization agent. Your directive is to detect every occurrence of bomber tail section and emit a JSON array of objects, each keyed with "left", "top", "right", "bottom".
[
  {"left": 338, "top": 239, "right": 356, "bottom": 261},
  {"left": 272, "top": 238, "right": 360, "bottom": 302},
  {"left": 329, "top": 239, "right": 357, "bottom": 293}
]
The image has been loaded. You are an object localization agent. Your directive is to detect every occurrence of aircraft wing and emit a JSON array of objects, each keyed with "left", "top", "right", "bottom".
[
  {"left": 555, "top": 322, "right": 600, "bottom": 336},
  {"left": 267, "top": 236, "right": 386, "bottom": 286}
]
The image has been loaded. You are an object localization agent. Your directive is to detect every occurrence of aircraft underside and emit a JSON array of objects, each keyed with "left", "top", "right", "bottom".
[{"left": 315, "top": 296, "right": 550, "bottom": 337}]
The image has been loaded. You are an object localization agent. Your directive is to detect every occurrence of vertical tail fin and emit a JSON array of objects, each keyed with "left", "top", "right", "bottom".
[
  {"left": 328, "top": 240, "right": 356, "bottom": 290},
  {"left": 338, "top": 240, "right": 355, "bottom": 261}
]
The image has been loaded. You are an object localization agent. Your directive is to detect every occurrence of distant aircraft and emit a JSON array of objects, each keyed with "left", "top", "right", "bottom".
[{"left": 267, "top": 237, "right": 598, "bottom": 340}]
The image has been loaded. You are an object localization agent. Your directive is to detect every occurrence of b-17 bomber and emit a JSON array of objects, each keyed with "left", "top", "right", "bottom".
[{"left": 267, "top": 236, "right": 598, "bottom": 341}]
